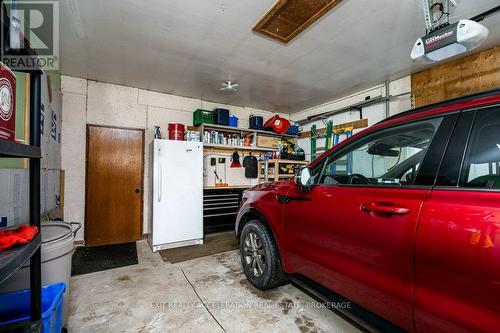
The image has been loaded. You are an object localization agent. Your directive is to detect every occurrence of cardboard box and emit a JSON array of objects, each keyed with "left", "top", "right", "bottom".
[
  {"left": 257, "top": 135, "right": 279, "bottom": 149},
  {"left": 0, "top": 62, "right": 16, "bottom": 141}
]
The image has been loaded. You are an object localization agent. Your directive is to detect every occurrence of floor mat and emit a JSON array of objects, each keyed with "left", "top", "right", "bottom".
[
  {"left": 71, "top": 242, "right": 138, "bottom": 276},
  {"left": 159, "top": 232, "right": 238, "bottom": 263}
]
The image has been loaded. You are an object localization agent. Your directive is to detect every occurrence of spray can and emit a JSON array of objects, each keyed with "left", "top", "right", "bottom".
[{"left": 154, "top": 126, "right": 162, "bottom": 139}]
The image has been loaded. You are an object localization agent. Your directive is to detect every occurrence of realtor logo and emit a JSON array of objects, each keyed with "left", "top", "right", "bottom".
[{"left": 1, "top": 1, "right": 59, "bottom": 70}]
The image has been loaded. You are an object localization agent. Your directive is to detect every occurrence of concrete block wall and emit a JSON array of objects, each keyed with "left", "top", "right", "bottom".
[{"left": 61, "top": 76, "right": 288, "bottom": 241}]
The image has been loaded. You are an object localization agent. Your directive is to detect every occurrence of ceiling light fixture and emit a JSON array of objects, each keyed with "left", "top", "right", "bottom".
[{"left": 220, "top": 80, "right": 239, "bottom": 92}]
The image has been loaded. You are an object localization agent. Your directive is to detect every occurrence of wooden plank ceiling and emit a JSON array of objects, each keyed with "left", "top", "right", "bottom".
[{"left": 253, "top": 0, "right": 343, "bottom": 43}]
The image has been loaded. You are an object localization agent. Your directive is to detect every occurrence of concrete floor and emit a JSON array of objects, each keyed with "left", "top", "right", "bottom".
[{"left": 68, "top": 240, "right": 361, "bottom": 333}]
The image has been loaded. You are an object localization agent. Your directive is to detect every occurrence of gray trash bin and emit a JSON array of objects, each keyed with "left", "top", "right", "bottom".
[{"left": 0, "top": 221, "right": 80, "bottom": 328}]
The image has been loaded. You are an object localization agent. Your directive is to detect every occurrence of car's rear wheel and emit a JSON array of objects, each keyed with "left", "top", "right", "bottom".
[{"left": 240, "top": 219, "right": 285, "bottom": 290}]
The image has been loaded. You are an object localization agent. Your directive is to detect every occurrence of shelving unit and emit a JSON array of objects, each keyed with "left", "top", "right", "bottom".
[
  {"left": 197, "top": 123, "right": 298, "bottom": 152},
  {"left": 0, "top": 75, "right": 43, "bottom": 329},
  {"left": 259, "top": 159, "right": 309, "bottom": 182},
  {"left": 199, "top": 124, "right": 302, "bottom": 231},
  {"left": 0, "top": 11, "right": 44, "bottom": 329}
]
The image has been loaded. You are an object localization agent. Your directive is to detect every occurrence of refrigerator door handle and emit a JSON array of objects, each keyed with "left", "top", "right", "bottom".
[{"left": 158, "top": 163, "right": 162, "bottom": 202}]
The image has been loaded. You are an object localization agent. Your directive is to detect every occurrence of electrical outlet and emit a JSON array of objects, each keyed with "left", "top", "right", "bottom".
[
  {"left": 211, "top": 158, "right": 216, "bottom": 166},
  {"left": 218, "top": 158, "right": 226, "bottom": 164}
]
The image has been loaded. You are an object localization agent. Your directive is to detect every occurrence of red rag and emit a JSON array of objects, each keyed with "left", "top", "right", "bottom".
[
  {"left": 0, "top": 225, "right": 39, "bottom": 251},
  {"left": 16, "top": 225, "right": 38, "bottom": 242}
]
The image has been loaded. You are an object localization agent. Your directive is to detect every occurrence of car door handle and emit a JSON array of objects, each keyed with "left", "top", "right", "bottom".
[{"left": 361, "top": 202, "right": 410, "bottom": 215}]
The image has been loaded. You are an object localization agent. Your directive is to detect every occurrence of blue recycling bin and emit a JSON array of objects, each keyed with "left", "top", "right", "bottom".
[{"left": 0, "top": 282, "right": 66, "bottom": 333}]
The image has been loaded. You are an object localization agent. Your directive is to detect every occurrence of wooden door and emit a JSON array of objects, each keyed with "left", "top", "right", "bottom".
[{"left": 85, "top": 125, "right": 144, "bottom": 246}]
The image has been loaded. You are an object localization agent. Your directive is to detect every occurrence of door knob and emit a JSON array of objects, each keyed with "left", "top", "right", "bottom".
[{"left": 135, "top": 188, "right": 141, "bottom": 193}]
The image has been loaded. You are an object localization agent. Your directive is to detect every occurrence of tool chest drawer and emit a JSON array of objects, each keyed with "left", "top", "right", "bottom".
[{"left": 203, "top": 188, "right": 245, "bottom": 233}]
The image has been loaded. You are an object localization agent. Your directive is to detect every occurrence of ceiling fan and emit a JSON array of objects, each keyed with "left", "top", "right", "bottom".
[{"left": 220, "top": 80, "right": 239, "bottom": 92}]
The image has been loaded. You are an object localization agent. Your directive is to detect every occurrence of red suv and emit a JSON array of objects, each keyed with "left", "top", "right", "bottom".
[{"left": 236, "top": 89, "right": 500, "bottom": 333}]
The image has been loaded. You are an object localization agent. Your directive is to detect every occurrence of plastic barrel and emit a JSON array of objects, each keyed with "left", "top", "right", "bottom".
[{"left": 0, "top": 222, "right": 79, "bottom": 328}]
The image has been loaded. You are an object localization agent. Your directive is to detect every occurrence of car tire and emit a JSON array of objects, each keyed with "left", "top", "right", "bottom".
[{"left": 240, "top": 219, "right": 286, "bottom": 290}]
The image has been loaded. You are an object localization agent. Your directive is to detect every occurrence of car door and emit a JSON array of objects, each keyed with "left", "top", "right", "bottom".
[
  {"left": 414, "top": 107, "right": 500, "bottom": 333},
  {"left": 282, "top": 114, "right": 458, "bottom": 332}
]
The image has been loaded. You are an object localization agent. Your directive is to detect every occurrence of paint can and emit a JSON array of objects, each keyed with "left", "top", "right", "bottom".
[{"left": 168, "top": 123, "right": 186, "bottom": 141}]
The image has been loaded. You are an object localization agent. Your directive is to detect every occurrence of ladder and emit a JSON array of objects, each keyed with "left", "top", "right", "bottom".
[
  {"left": 333, "top": 127, "right": 354, "bottom": 175},
  {"left": 310, "top": 121, "right": 333, "bottom": 161},
  {"left": 310, "top": 122, "right": 354, "bottom": 163},
  {"left": 333, "top": 126, "right": 353, "bottom": 145}
]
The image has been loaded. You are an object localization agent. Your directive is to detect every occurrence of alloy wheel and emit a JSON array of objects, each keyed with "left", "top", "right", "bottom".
[{"left": 243, "top": 231, "right": 266, "bottom": 277}]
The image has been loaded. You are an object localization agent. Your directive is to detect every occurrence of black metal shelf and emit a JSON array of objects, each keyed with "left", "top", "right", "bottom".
[
  {"left": 0, "top": 233, "right": 41, "bottom": 285},
  {"left": 0, "top": 8, "right": 43, "bottom": 323},
  {"left": 0, "top": 140, "right": 41, "bottom": 158}
]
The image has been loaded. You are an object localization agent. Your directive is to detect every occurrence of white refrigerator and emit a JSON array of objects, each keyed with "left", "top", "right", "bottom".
[{"left": 149, "top": 139, "right": 204, "bottom": 252}]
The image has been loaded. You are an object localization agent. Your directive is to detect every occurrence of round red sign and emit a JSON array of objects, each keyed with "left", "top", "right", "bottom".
[{"left": 0, "top": 78, "right": 14, "bottom": 121}]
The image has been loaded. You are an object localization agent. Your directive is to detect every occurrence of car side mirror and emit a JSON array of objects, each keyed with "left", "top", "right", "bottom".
[{"left": 295, "top": 167, "right": 314, "bottom": 191}]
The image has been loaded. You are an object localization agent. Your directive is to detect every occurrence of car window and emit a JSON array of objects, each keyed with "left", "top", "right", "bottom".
[
  {"left": 460, "top": 108, "right": 500, "bottom": 189},
  {"left": 316, "top": 117, "right": 443, "bottom": 186}
]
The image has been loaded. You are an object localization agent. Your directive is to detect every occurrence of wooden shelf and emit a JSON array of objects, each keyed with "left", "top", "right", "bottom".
[
  {"left": 266, "top": 159, "right": 309, "bottom": 165},
  {"left": 0, "top": 140, "right": 41, "bottom": 158},
  {"left": 203, "top": 143, "right": 274, "bottom": 152},
  {"left": 0, "top": 233, "right": 41, "bottom": 284},
  {"left": 258, "top": 159, "right": 308, "bottom": 182},
  {"left": 254, "top": 128, "right": 299, "bottom": 139},
  {"left": 259, "top": 174, "right": 295, "bottom": 179},
  {"left": 260, "top": 176, "right": 294, "bottom": 180},
  {"left": 199, "top": 123, "right": 253, "bottom": 134},
  {"left": 198, "top": 123, "right": 299, "bottom": 139}
]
